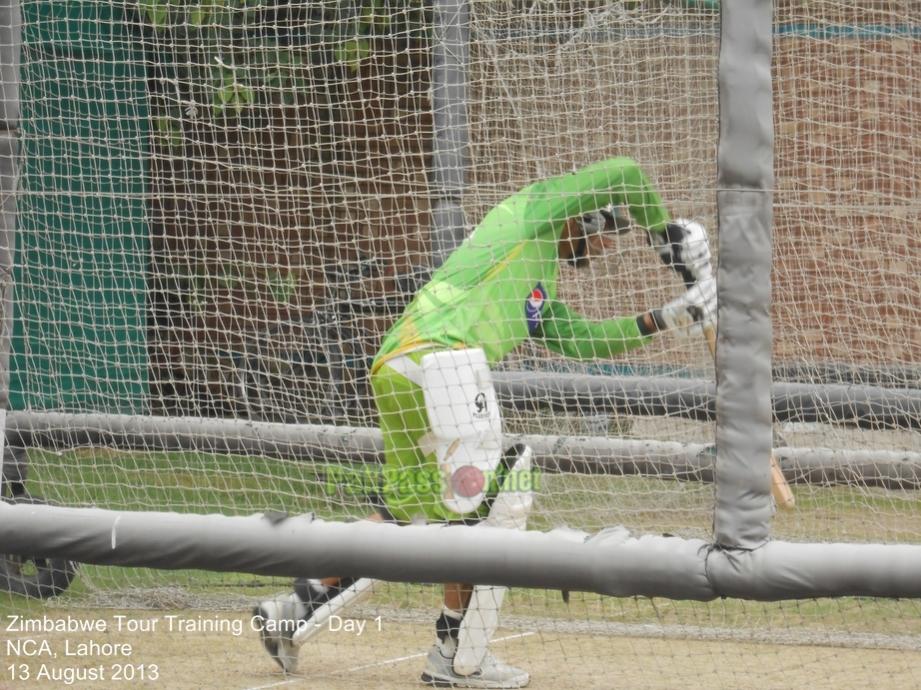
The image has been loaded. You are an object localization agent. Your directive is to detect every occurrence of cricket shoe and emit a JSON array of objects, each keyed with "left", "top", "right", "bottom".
[
  {"left": 420, "top": 642, "right": 530, "bottom": 688},
  {"left": 252, "top": 592, "right": 307, "bottom": 674}
]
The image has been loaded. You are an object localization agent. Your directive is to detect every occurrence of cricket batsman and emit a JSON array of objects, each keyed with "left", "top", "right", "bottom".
[{"left": 253, "top": 157, "right": 716, "bottom": 687}]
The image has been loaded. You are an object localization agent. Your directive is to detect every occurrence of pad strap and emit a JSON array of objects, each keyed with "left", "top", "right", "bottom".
[{"left": 381, "top": 353, "right": 424, "bottom": 386}]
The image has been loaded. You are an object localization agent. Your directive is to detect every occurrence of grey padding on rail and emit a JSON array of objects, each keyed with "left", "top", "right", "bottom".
[
  {"left": 7, "top": 411, "right": 921, "bottom": 488},
  {"left": 3, "top": 503, "right": 921, "bottom": 601}
]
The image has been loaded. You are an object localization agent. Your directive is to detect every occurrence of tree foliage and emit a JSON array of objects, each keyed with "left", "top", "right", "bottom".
[{"left": 139, "top": 0, "right": 430, "bottom": 138}]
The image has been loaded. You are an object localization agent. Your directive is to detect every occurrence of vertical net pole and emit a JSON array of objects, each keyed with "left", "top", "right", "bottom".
[
  {"left": 430, "top": 0, "right": 469, "bottom": 268},
  {"left": 0, "top": 0, "right": 18, "bottom": 490},
  {"left": 713, "top": 0, "right": 775, "bottom": 548}
]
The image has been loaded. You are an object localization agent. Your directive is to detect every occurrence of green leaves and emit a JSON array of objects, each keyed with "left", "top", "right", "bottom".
[
  {"left": 359, "top": 0, "right": 392, "bottom": 33},
  {"left": 257, "top": 47, "right": 309, "bottom": 105},
  {"left": 153, "top": 115, "right": 183, "bottom": 150},
  {"left": 142, "top": 1, "right": 431, "bottom": 125},
  {"left": 267, "top": 269, "right": 297, "bottom": 304},
  {"left": 211, "top": 64, "right": 254, "bottom": 117},
  {"left": 187, "top": 3, "right": 209, "bottom": 28},
  {"left": 335, "top": 37, "right": 372, "bottom": 73},
  {"left": 140, "top": 0, "right": 169, "bottom": 28},
  {"left": 141, "top": 0, "right": 262, "bottom": 31}
]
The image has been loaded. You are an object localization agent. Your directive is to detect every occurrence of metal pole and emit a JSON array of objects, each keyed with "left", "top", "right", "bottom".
[
  {"left": 0, "top": 0, "right": 20, "bottom": 495},
  {"left": 429, "top": 0, "right": 469, "bottom": 267}
]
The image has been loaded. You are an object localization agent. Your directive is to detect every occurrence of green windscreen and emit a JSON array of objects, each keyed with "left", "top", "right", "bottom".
[{"left": 10, "top": 1, "right": 149, "bottom": 413}]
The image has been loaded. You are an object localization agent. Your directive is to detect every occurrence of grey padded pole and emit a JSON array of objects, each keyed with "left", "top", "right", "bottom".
[{"left": 713, "top": 0, "right": 775, "bottom": 548}]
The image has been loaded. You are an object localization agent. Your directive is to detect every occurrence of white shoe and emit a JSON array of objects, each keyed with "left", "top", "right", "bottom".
[
  {"left": 420, "top": 642, "right": 530, "bottom": 688},
  {"left": 252, "top": 593, "right": 307, "bottom": 674}
]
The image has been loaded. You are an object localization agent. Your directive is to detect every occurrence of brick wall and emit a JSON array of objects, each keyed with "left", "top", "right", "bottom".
[{"left": 146, "top": 13, "right": 921, "bottom": 418}]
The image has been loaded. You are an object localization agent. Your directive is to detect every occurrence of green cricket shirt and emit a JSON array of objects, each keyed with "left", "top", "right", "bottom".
[{"left": 373, "top": 157, "right": 672, "bottom": 371}]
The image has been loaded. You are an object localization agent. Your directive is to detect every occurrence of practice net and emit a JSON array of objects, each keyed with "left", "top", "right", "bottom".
[{"left": 2, "top": 1, "right": 920, "bottom": 688}]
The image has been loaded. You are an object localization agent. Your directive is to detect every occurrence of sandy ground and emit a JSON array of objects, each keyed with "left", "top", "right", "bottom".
[{"left": 3, "top": 610, "right": 921, "bottom": 690}]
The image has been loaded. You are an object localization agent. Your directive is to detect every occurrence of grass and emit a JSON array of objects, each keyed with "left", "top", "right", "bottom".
[{"left": 22, "top": 448, "right": 348, "bottom": 516}]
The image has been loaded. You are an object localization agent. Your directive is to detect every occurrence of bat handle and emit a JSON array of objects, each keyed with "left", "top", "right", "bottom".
[{"left": 702, "top": 322, "right": 717, "bottom": 359}]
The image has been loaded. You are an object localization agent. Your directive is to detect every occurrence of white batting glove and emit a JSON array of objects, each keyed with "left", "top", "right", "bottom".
[
  {"left": 654, "top": 276, "right": 717, "bottom": 336},
  {"left": 648, "top": 218, "right": 713, "bottom": 288}
]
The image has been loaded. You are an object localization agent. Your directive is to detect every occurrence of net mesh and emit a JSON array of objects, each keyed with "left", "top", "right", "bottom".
[{"left": 2, "top": 1, "right": 920, "bottom": 688}]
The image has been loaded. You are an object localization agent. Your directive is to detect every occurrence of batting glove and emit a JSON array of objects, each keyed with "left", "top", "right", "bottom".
[
  {"left": 649, "top": 219, "right": 713, "bottom": 288},
  {"left": 578, "top": 205, "right": 619, "bottom": 235},
  {"left": 653, "top": 276, "right": 717, "bottom": 336}
]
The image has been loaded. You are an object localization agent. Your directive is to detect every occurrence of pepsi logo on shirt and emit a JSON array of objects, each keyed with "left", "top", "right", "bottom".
[{"left": 525, "top": 282, "right": 547, "bottom": 335}]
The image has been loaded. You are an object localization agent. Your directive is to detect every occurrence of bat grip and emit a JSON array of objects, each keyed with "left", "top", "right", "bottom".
[{"left": 703, "top": 322, "right": 717, "bottom": 359}]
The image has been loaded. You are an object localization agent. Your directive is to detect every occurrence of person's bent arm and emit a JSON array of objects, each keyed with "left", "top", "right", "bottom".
[
  {"left": 525, "top": 157, "right": 672, "bottom": 237},
  {"left": 535, "top": 300, "right": 655, "bottom": 360}
]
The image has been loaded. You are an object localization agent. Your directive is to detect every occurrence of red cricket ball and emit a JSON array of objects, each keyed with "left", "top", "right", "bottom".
[{"left": 451, "top": 465, "right": 486, "bottom": 498}]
